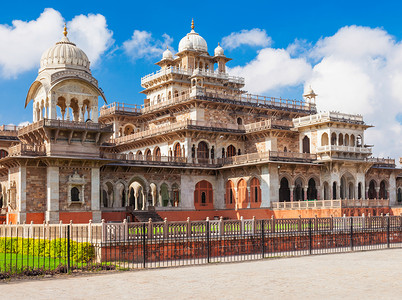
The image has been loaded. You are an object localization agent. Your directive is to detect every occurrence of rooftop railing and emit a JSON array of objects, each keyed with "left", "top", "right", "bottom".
[
  {"left": 293, "top": 111, "right": 365, "bottom": 127},
  {"left": 316, "top": 145, "right": 372, "bottom": 154},
  {"left": 100, "top": 102, "right": 142, "bottom": 117},
  {"left": 141, "top": 67, "right": 245, "bottom": 86},
  {"left": 0, "top": 125, "right": 21, "bottom": 137}
]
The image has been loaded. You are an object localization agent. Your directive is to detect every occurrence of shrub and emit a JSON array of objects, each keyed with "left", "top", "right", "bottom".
[{"left": 0, "top": 238, "right": 95, "bottom": 263}]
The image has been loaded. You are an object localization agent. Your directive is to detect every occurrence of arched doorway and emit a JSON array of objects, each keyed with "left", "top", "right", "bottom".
[
  {"left": 321, "top": 133, "right": 329, "bottom": 146},
  {"left": 250, "top": 177, "right": 262, "bottom": 208},
  {"left": 194, "top": 180, "right": 213, "bottom": 209},
  {"left": 227, "top": 145, "right": 236, "bottom": 157},
  {"left": 174, "top": 143, "right": 181, "bottom": 157},
  {"left": 302, "top": 136, "right": 310, "bottom": 153},
  {"left": 307, "top": 178, "right": 317, "bottom": 200},
  {"left": 225, "top": 180, "right": 235, "bottom": 209},
  {"left": 323, "top": 182, "right": 330, "bottom": 200},
  {"left": 0, "top": 150, "right": 8, "bottom": 159},
  {"left": 197, "top": 142, "right": 209, "bottom": 163},
  {"left": 333, "top": 182, "right": 337, "bottom": 199},
  {"left": 379, "top": 180, "right": 387, "bottom": 199},
  {"left": 368, "top": 180, "right": 377, "bottom": 199},
  {"left": 331, "top": 133, "right": 337, "bottom": 145},
  {"left": 154, "top": 147, "right": 161, "bottom": 159},
  {"left": 279, "top": 177, "right": 290, "bottom": 202},
  {"left": 294, "top": 178, "right": 304, "bottom": 201},
  {"left": 145, "top": 149, "right": 152, "bottom": 161},
  {"left": 398, "top": 188, "right": 402, "bottom": 203},
  {"left": 237, "top": 179, "right": 248, "bottom": 208},
  {"left": 160, "top": 183, "right": 169, "bottom": 206},
  {"left": 358, "top": 182, "right": 362, "bottom": 199},
  {"left": 172, "top": 183, "right": 180, "bottom": 207}
]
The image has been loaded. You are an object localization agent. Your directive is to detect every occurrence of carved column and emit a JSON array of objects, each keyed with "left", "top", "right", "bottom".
[
  {"left": 66, "top": 98, "right": 71, "bottom": 121},
  {"left": 46, "top": 166, "right": 59, "bottom": 223},
  {"left": 290, "top": 186, "right": 294, "bottom": 202}
]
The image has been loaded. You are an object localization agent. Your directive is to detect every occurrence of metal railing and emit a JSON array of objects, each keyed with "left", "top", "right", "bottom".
[{"left": 1, "top": 216, "right": 401, "bottom": 276}]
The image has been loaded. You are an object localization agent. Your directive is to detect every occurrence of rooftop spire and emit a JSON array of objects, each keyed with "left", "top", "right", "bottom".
[
  {"left": 191, "top": 18, "right": 194, "bottom": 30},
  {"left": 63, "top": 23, "right": 68, "bottom": 37}
]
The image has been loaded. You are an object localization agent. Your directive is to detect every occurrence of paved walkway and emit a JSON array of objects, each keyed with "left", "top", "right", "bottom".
[{"left": 2, "top": 249, "right": 402, "bottom": 300}]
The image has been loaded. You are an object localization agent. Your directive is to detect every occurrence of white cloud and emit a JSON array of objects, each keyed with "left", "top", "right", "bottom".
[
  {"left": 229, "top": 48, "right": 312, "bottom": 94},
  {"left": 221, "top": 28, "right": 271, "bottom": 50},
  {"left": 123, "top": 30, "right": 174, "bottom": 60},
  {"left": 0, "top": 8, "right": 113, "bottom": 78},
  {"left": 228, "top": 25, "right": 402, "bottom": 161},
  {"left": 67, "top": 13, "right": 114, "bottom": 66}
]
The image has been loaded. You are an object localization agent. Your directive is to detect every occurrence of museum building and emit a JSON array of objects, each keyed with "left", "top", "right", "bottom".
[{"left": 0, "top": 22, "right": 401, "bottom": 224}]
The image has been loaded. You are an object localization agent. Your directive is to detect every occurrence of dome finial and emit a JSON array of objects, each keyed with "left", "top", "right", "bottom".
[
  {"left": 63, "top": 23, "right": 68, "bottom": 37},
  {"left": 191, "top": 18, "right": 194, "bottom": 30}
]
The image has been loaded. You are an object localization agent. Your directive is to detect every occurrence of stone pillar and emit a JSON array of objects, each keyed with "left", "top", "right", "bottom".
[
  {"left": 44, "top": 104, "right": 48, "bottom": 119},
  {"left": 91, "top": 168, "right": 101, "bottom": 222},
  {"left": 304, "top": 187, "right": 308, "bottom": 201},
  {"left": 337, "top": 185, "right": 341, "bottom": 199},
  {"left": 17, "top": 166, "right": 27, "bottom": 224},
  {"left": 290, "top": 186, "right": 294, "bottom": 202},
  {"left": 375, "top": 187, "right": 380, "bottom": 199},
  {"left": 49, "top": 93, "right": 57, "bottom": 119},
  {"left": 260, "top": 165, "right": 275, "bottom": 208},
  {"left": 113, "top": 120, "right": 120, "bottom": 139},
  {"left": 91, "top": 105, "right": 98, "bottom": 123},
  {"left": 66, "top": 99, "right": 71, "bottom": 121},
  {"left": 46, "top": 166, "right": 59, "bottom": 223},
  {"left": 389, "top": 173, "right": 396, "bottom": 205}
]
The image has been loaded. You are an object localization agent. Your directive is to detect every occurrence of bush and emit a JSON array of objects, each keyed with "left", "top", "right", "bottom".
[{"left": 0, "top": 238, "right": 95, "bottom": 263}]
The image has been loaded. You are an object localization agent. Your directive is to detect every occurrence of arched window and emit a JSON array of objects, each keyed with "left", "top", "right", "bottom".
[
  {"left": 225, "top": 181, "right": 235, "bottom": 208},
  {"left": 279, "top": 177, "right": 290, "bottom": 202},
  {"left": 145, "top": 149, "right": 152, "bottom": 161},
  {"left": 368, "top": 180, "right": 377, "bottom": 199},
  {"left": 284, "top": 147, "right": 287, "bottom": 152},
  {"left": 333, "top": 182, "right": 337, "bottom": 199},
  {"left": 321, "top": 133, "right": 329, "bottom": 146},
  {"left": 344, "top": 134, "right": 349, "bottom": 146},
  {"left": 174, "top": 143, "right": 181, "bottom": 157},
  {"left": 0, "top": 150, "right": 8, "bottom": 159},
  {"left": 237, "top": 117, "right": 243, "bottom": 125},
  {"left": 168, "top": 91, "right": 172, "bottom": 100},
  {"left": 350, "top": 134, "right": 355, "bottom": 147},
  {"left": 339, "top": 133, "right": 344, "bottom": 146},
  {"left": 237, "top": 179, "right": 248, "bottom": 208},
  {"left": 398, "top": 188, "right": 402, "bottom": 203},
  {"left": 323, "top": 182, "right": 330, "bottom": 200},
  {"left": 294, "top": 178, "right": 304, "bottom": 201},
  {"left": 250, "top": 178, "right": 261, "bottom": 208},
  {"left": 221, "top": 148, "right": 225, "bottom": 158},
  {"left": 227, "top": 145, "right": 236, "bottom": 157},
  {"left": 136, "top": 150, "right": 143, "bottom": 160},
  {"left": 194, "top": 180, "right": 213, "bottom": 209},
  {"left": 154, "top": 147, "right": 161, "bottom": 159},
  {"left": 124, "top": 125, "right": 134, "bottom": 136},
  {"left": 172, "top": 183, "right": 180, "bottom": 207},
  {"left": 357, "top": 135, "right": 362, "bottom": 147},
  {"left": 302, "top": 136, "right": 310, "bottom": 153},
  {"left": 358, "top": 182, "right": 362, "bottom": 199},
  {"left": 331, "top": 133, "right": 337, "bottom": 145},
  {"left": 379, "top": 180, "right": 387, "bottom": 199},
  {"left": 197, "top": 141, "right": 209, "bottom": 163},
  {"left": 160, "top": 183, "right": 169, "bottom": 206},
  {"left": 174, "top": 90, "right": 179, "bottom": 97},
  {"left": 71, "top": 187, "right": 80, "bottom": 201},
  {"left": 307, "top": 178, "right": 317, "bottom": 200}
]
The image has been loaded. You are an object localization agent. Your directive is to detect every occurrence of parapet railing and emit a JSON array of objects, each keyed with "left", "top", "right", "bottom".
[
  {"left": 100, "top": 102, "right": 142, "bottom": 117},
  {"left": 316, "top": 145, "right": 372, "bottom": 154},
  {"left": 7, "top": 144, "right": 46, "bottom": 157},
  {"left": 293, "top": 111, "right": 365, "bottom": 127},
  {"left": 366, "top": 157, "right": 396, "bottom": 167},
  {"left": 18, "top": 119, "right": 113, "bottom": 136},
  {"left": 271, "top": 199, "right": 390, "bottom": 210},
  {"left": 0, "top": 125, "right": 21, "bottom": 137}
]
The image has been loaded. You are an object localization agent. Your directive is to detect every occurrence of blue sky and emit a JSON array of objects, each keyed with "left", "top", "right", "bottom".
[{"left": 0, "top": 0, "right": 401, "bottom": 161}]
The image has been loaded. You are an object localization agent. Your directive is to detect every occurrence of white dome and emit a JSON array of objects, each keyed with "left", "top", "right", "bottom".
[
  {"left": 214, "top": 43, "right": 224, "bottom": 56},
  {"left": 178, "top": 30, "right": 207, "bottom": 52},
  {"left": 40, "top": 35, "right": 90, "bottom": 72},
  {"left": 162, "top": 47, "right": 174, "bottom": 60}
]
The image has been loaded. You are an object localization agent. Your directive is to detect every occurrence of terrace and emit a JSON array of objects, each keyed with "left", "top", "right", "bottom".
[
  {"left": 293, "top": 111, "right": 366, "bottom": 127},
  {"left": 7, "top": 144, "right": 46, "bottom": 157}
]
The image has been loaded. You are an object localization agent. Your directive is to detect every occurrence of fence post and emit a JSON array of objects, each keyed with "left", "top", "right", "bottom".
[
  {"left": 271, "top": 216, "right": 275, "bottom": 233},
  {"left": 123, "top": 219, "right": 128, "bottom": 242},
  {"left": 252, "top": 216, "right": 256, "bottom": 236},
  {"left": 219, "top": 216, "right": 224, "bottom": 236},
  {"left": 67, "top": 224, "right": 71, "bottom": 273},
  {"left": 88, "top": 219, "right": 92, "bottom": 242},
  {"left": 240, "top": 216, "right": 244, "bottom": 236},
  {"left": 206, "top": 217, "right": 210, "bottom": 263},
  {"left": 330, "top": 215, "right": 333, "bottom": 232},
  {"left": 148, "top": 218, "right": 152, "bottom": 239},
  {"left": 187, "top": 217, "right": 191, "bottom": 238},
  {"left": 261, "top": 220, "right": 265, "bottom": 258},
  {"left": 142, "top": 223, "right": 146, "bottom": 268},
  {"left": 350, "top": 217, "right": 353, "bottom": 251},
  {"left": 387, "top": 216, "right": 390, "bottom": 248},
  {"left": 308, "top": 219, "right": 312, "bottom": 255},
  {"left": 163, "top": 218, "right": 168, "bottom": 239},
  {"left": 298, "top": 215, "right": 302, "bottom": 232}
]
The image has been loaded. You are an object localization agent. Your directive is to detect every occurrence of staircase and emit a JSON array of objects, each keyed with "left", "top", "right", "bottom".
[{"left": 132, "top": 209, "right": 164, "bottom": 222}]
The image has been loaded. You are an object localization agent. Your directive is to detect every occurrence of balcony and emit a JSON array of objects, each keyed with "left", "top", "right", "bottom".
[
  {"left": 316, "top": 145, "right": 372, "bottom": 154},
  {"left": 271, "top": 199, "right": 390, "bottom": 210},
  {"left": 141, "top": 67, "right": 245, "bottom": 86},
  {"left": 18, "top": 119, "right": 113, "bottom": 136},
  {"left": 367, "top": 157, "right": 396, "bottom": 168},
  {"left": 293, "top": 111, "right": 366, "bottom": 127},
  {"left": 7, "top": 144, "right": 46, "bottom": 157},
  {"left": 100, "top": 102, "right": 142, "bottom": 117},
  {"left": 220, "top": 151, "right": 317, "bottom": 166}
]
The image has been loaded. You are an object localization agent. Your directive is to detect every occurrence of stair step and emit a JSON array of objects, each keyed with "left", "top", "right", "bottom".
[{"left": 132, "top": 211, "right": 163, "bottom": 222}]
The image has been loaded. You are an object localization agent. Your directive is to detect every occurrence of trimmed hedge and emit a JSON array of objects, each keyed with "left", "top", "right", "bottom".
[{"left": 0, "top": 238, "right": 95, "bottom": 263}]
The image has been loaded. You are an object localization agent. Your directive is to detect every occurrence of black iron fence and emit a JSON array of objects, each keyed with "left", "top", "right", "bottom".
[{"left": 1, "top": 216, "right": 402, "bottom": 276}]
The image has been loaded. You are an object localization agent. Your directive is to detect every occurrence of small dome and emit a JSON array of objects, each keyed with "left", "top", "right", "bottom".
[
  {"left": 214, "top": 43, "right": 224, "bottom": 56},
  {"left": 179, "top": 36, "right": 193, "bottom": 51},
  {"left": 178, "top": 20, "right": 208, "bottom": 52},
  {"left": 40, "top": 27, "right": 90, "bottom": 72},
  {"left": 162, "top": 47, "right": 174, "bottom": 60}
]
